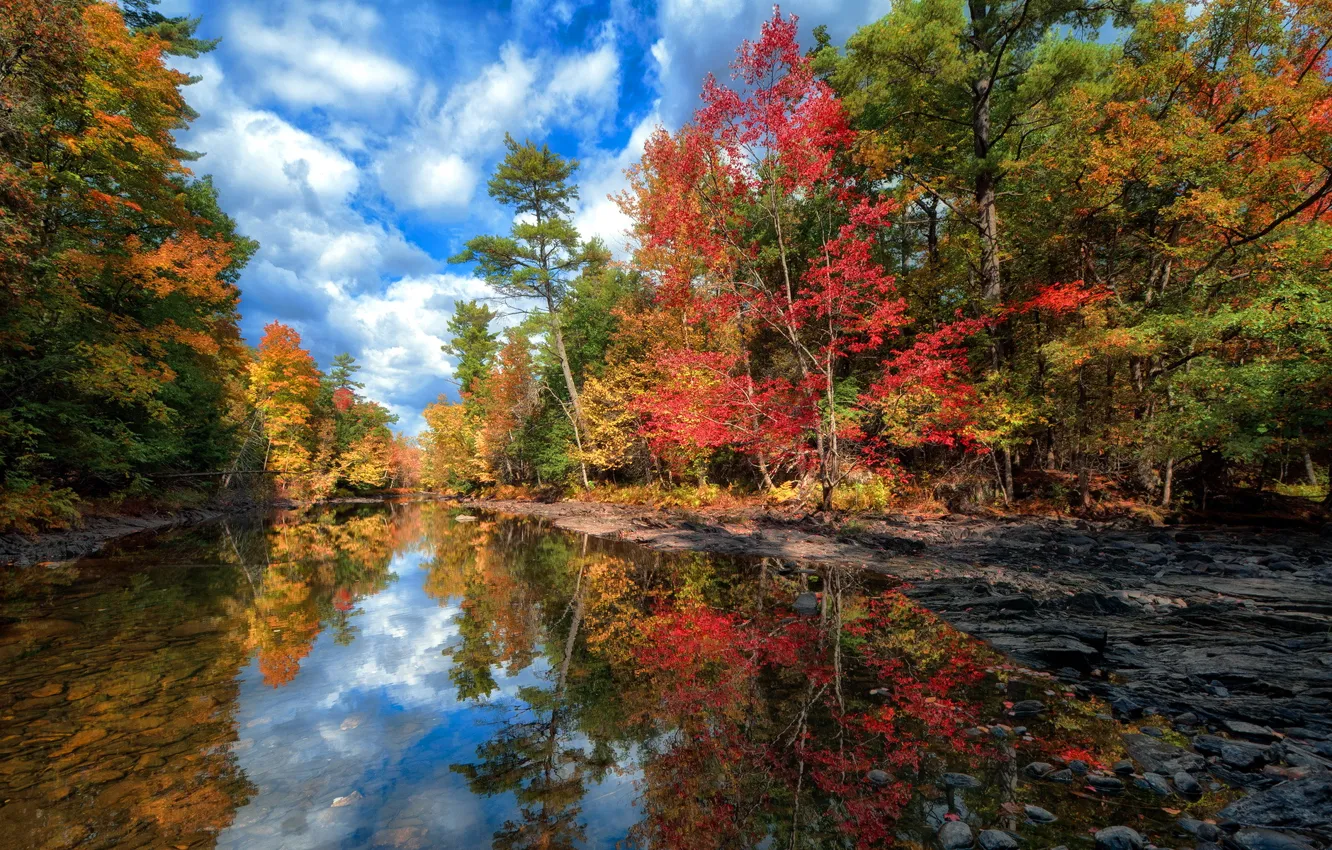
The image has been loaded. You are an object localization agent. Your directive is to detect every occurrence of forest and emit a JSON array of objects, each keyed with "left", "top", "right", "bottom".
[
  {"left": 421, "top": 0, "right": 1332, "bottom": 515},
  {"left": 2, "top": 0, "right": 1331, "bottom": 532}
]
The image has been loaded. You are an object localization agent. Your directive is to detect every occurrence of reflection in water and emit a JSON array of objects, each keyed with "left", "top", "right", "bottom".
[{"left": 0, "top": 502, "right": 1220, "bottom": 850}]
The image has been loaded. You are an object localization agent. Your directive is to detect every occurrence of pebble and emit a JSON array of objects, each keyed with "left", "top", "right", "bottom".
[
  {"left": 1094, "top": 826, "right": 1144, "bottom": 850},
  {"left": 331, "top": 791, "right": 363, "bottom": 807}
]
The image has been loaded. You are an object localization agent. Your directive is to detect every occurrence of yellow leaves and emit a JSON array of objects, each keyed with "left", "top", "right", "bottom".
[
  {"left": 420, "top": 399, "right": 486, "bottom": 491},
  {"left": 575, "top": 360, "right": 652, "bottom": 471}
]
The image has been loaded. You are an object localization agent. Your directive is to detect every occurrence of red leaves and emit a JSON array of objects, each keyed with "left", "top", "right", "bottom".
[{"left": 332, "top": 387, "right": 355, "bottom": 413}]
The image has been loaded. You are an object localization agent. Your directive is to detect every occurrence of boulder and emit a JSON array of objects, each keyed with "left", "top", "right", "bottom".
[
  {"left": 978, "top": 830, "right": 1020, "bottom": 850},
  {"left": 1226, "top": 829, "right": 1315, "bottom": 850},
  {"left": 1122, "top": 733, "right": 1206, "bottom": 774}
]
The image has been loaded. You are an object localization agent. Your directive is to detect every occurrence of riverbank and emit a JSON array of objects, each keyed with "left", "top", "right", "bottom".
[
  {"left": 0, "top": 506, "right": 242, "bottom": 567},
  {"left": 467, "top": 498, "right": 1332, "bottom": 749}
]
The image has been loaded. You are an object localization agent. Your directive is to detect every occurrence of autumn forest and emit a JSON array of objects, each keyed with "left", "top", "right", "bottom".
[{"left": 4, "top": 0, "right": 1332, "bottom": 532}]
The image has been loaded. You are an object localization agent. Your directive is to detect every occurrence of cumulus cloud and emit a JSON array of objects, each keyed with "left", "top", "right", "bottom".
[
  {"left": 225, "top": 1, "right": 414, "bottom": 111},
  {"left": 377, "top": 36, "right": 622, "bottom": 213}
]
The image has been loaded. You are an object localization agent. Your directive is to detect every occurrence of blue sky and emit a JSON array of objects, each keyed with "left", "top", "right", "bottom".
[{"left": 157, "top": 0, "right": 893, "bottom": 432}]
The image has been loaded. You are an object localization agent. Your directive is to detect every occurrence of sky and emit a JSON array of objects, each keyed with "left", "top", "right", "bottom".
[{"left": 158, "top": 0, "right": 894, "bottom": 433}]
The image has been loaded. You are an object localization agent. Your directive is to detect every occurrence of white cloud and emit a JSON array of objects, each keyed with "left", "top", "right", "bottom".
[
  {"left": 573, "top": 109, "right": 662, "bottom": 255},
  {"left": 377, "top": 38, "right": 622, "bottom": 213},
  {"left": 226, "top": 3, "right": 414, "bottom": 111}
]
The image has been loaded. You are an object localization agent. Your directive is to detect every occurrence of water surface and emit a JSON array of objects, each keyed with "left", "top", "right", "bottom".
[{"left": 0, "top": 502, "right": 1223, "bottom": 849}]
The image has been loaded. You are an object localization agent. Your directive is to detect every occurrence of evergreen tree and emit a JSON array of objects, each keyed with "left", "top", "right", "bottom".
[{"left": 443, "top": 300, "right": 501, "bottom": 399}]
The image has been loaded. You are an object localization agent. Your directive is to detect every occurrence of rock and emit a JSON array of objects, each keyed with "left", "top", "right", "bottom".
[
  {"left": 1094, "top": 826, "right": 1144, "bottom": 850},
  {"left": 1046, "top": 769, "right": 1074, "bottom": 783},
  {"left": 1174, "top": 771, "right": 1203, "bottom": 795},
  {"left": 1112, "top": 696, "right": 1144, "bottom": 718},
  {"left": 30, "top": 682, "right": 63, "bottom": 698},
  {"left": 867, "top": 769, "right": 891, "bottom": 786},
  {"left": 1011, "top": 700, "right": 1045, "bottom": 718},
  {"left": 943, "top": 773, "right": 983, "bottom": 789},
  {"left": 1135, "top": 773, "right": 1171, "bottom": 796},
  {"left": 1223, "top": 721, "right": 1279, "bottom": 743},
  {"left": 1024, "top": 805, "right": 1056, "bottom": 824},
  {"left": 1227, "top": 829, "right": 1315, "bottom": 850},
  {"left": 1194, "top": 735, "right": 1270, "bottom": 770},
  {"left": 1069, "top": 760, "right": 1089, "bottom": 775},
  {"left": 978, "top": 830, "right": 1020, "bottom": 850},
  {"left": 1123, "top": 733, "right": 1206, "bottom": 774},
  {"left": 1022, "top": 762, "right": 1054, "bottom": 779},
  {"left": 794, "top": 592, "right": 819, "bottom": 616},
  {"left": 331, "top": 791, "right": 363, "bottom": 807},
  {"left": 939, "top": 820, "right": 975, "bottom": 850},
  {"left": 1088, "top": 774, "right": 1125, "bottom": 793},
  {"left": 454, "top": 515, "right": 478, "bottom": 522},
  {"left": 168, "top": 617, "right": 224, "bottom": 637},
  {"left": 1113, "top": 760, "right": 1135, "bottom": 775},
  {"left": 1216, "top": 777, "right": 1332, "bottom": 832},
  {"left": 1140, "top": 726, "right": 1164, "bottom": 738},
  {"left": 1178, "top": 819, "right": 1221, "bottom": 842}
]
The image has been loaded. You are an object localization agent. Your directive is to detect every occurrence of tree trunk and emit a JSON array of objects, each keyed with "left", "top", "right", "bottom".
[
  {"left": 969, "top": 48, "right": 1002, "bottom": 303},
  {"left": 546, "top": 304, "right": 589, "bottom": 488},
  {"left": 1303, "top": 448, "right": 1318, "bottom": 487},
  {"left": 1162, "top": 457, "right": 1174, "bottom": 507}
]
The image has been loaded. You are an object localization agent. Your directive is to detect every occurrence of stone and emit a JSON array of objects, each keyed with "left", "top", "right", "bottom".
[
  {"left": 1223, "top": 721, "right": 1278, "bottom": 743},
  {"left": 978, "top": 830, "right": 1020, "bottom": 850},
  {"left": 1069, "top": 759, "right": 1089, "bottom": 775},
  {"left": 1122, "top": 733, "right": 1206, "bottom": 774},
  {"left": 1228, "top": 829, "right": 1315, "bottom": 850},
  {"left": 1094, "top": 826, "right": 1144, "bottom": 850},
  {"left": 1088, "top": 774, "right": 1125, "bottom": 793},
  {"left": 1174, "top": 771, "right": 1203, "bottom": 795},
  {"left": 867, "top": 769, "right": 891, "bottom": 786},
  {"left": 1011, "top": 700, "right": 1045, "bottom": 718},
  {"left": 454, "top": 515, "right": 478, "bottom": 522},
  {"left": 1216, "top": 777, "right": 1332, "bottom": 832},
  {"left": 939, "top": 820, "right": 975, "bottom": 850},
  {"left": 943, "top": 773, "right": 983, "bottom": 789},
  {"left": 1023, "top": 805, "right": 1056, "bottom": 824},
  {"left": 1113, "top": 760, "right": 1135, "bottom": 775},
  {"left": 1021, "top": 762, "right": 1054, "bottom": 779},
  {"left": 794, "top": 592, "right": 819, "bottom": 616},
  {"left": 1140, "top": 726, "right": 1164, "bottom": 738},
  {"left": 30, "top": 682, "right": 63, "bottom": 698},
  {"left": 1135, "top": 773, "right": 1171, "bottom": 796},
  {"left": 331, "top": 791, "right": 363, "bottom": 808}
]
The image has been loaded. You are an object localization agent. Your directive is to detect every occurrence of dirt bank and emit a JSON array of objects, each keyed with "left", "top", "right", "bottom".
[
  {"left": 467, "top": 498, "right": 1332, "bottom": 748},
  {"left": 0, "top": 507, "right": 243, "bottom": 567}
]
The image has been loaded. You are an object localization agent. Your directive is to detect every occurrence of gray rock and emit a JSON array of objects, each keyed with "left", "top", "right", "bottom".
[
  {"left": 1222, "top": 721, "right": 1277, "bottom": 743},
  {"left": 1123, "top": 733, "right": 1206, "bottom": 774},
  {"left": 1069, "top": 759, "right": 1089, "bottom": 775},
  {"left": 794, "top": 592, "right": 819, "bottom": 616},
  {"left": 1011, "top": 700, "right": 1045, "bottom": 718},
  {"left": 1216, "top": 777, "right": 1332, "bottom": 832},
  {"left": 939, "top": 820, "right": 975, "bottom": 850},
  {"left": 943, "top": 772, "right": 983, "bottom": 789},
  {"left": 1046, "top": 768, "right": 1074, "bottom": 783},
  {"left": 1023, "top": 805, "right": 1056, "bottom": 824},
  {"left": 1114, "top": 759, "right": 1135, "bottom": 775},
  {"left": 867, "top": 769, "right": 891, "bottom": 786},
  {"left": 1174, "top": 771, "right": 1203, "bottom": 795},
  {"left": 1227, "top": 829, "right": 1315, "bottom": 850},
  {"left": 1135, "top": 773, "right": 1171, "bottom": 796},
  {"left": 1094, "top": 826, "right": 1144, "bottom": 850},
  {"left": 1022, "top": 762, "right": 1054, "bottom": 779},
  {"left": 978, "top": 829, "right": 1020, "bottom": 850},
  {"left": 1088, "top": 774, "right": 1125, "bottom": 793}
]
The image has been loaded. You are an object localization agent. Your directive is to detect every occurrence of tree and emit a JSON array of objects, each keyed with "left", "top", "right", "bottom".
[
  {"left": 328, "top": 353, "right": 363, "bottom": 392},
  {"left": 442, "top": 299, "right": 501, "bottom": 400},
  {"left": 623, "top": 10, "right": 981, "bottom": 509},
  {"left": 248, "top": 322, "right": 321, "bottom": 495},
  {"left": 0, "top": 1, "right": 254, "bottom": 529},
  {"left": 449, "top": 135, "right": 611, "bottom": 486},
  {"left": 831, "top": 0, "right": 1121, "bottom": 306}
]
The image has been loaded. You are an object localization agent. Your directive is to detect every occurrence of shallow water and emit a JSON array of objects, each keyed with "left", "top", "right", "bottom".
[{"left": 1, "top": 501, "right": 1226, "bottom": 850}]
